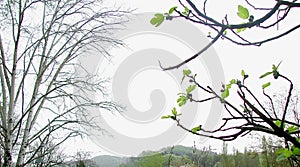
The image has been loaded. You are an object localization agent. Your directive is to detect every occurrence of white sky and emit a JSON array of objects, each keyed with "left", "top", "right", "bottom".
[{"left": 63, "top": 0, "right": 300, "bottom": 157}]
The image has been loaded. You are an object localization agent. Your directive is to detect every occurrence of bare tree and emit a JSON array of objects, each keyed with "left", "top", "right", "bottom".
[
  {"left": 70, "top": 151, "right": 97, "bottom": 167},
  {"left": 0, "top": 0, "right": 129, "bottom": 166}
]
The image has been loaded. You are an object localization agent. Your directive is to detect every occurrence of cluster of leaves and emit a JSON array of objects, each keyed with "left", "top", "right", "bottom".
[
  {"left": 221, "top": 62, "right": 282, "bottom": 102},
  {"left": 162, "top": 69, "right": 203, "bottom": 134},
  {"left": 236, "top": 5, "right": 254, "bottom": 33},
  {"left": 161, "top": 63, "right": 300, "bottom": 164},
  {"left": 219, "top": 63, "right": 300, "bottom": 163},
  {"left": 161, "top": 70, "right": 196, "bottom": 121},
  {"left": 151, "top": 5, "right": 254, "bottom": 34},
  {"left": 150, "top": 6, "right": 190, "bottom": 27},
  {"left": 274, "top": 119, "right": 300, "bottom": 162}
]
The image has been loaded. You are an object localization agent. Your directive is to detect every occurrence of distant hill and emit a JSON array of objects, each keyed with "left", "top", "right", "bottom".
[
  {"left": 92, "top": 155, "right": 128, "bottom": 167},
  {"left": 90, "top": 145, "right": 205, "bottom": 167},
  {"left": 88, "top": 143, "right": 291, "bottom": 167}
]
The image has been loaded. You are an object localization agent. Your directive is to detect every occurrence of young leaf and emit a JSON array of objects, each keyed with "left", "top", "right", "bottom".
[
  {"left": 192, "top": 125, "right": 202, "bottom": 133},
  {"left": 272, "top": 64, "right": 277, "bottom": 71},
  {"left": 226, "top": 84, "right": 232, "bottom": 89},
  {"left": 221, "top": 89, "right": 230, "bottom": 99},
  {"left": 259, "top": 71, "right": 272, "bottom": 79},
  {"left": 262, "top": 82, "right": 271, "bottom": 89},
  {"left": 181, "top": 7, "right": 190, "bottom": 16},
  {"left": 283, "top": 149, "right": 293, "bottom": 158},
  {"left": 276, "top": 154, "right": 287, "bottom": 162},
  {"left": 181, "top": 70, "right": 192, "bottom": 84},
  {"left": 275, "top": 120, "right": 286, "bottom": 129},
  {"left": 177, "top": 95, "right": 188, "bottom": 107},
  {"left": 287, "top": 125, "right": 298, "bottom": 133},
  {"left": 172, "top": 107, "right": 177, "bottom": 116},
  {"left": 237, "top": 5, "right": 249, "bottom": 19},
  {"left": 237, "top": 27, "right": 246, "bottom": 33},
  {"left": 161, "top": 115, "right": 172, "bottom": 119},
  {"left": 275, "top": 120, "right": 281, "bottom": 127},
  {"left": 230, "top": 79, "right": 236, "bottom": 84},
  {"left": 276, "top": 148, "right": 287, "bottom": 155},
  {"left": 293, "top": 147, "right": 300, "bottom": 155},
  {"left": 150, "top": 13, "right": 164, "bottom": 27},
  {"left": 183, "top": 69, "right": 191, "bottom": 76},
  {"left": 186, "top": 85, "right": 196, "bottom": 94},
  {"left": 241, "top": 69, "right": 246, "bottom": 77},
  {"left": 169, "top": 6, "right": 177, "bottom": 14},
  {"left": 184, "top": 6, "right": 190, "bottom": 13}
]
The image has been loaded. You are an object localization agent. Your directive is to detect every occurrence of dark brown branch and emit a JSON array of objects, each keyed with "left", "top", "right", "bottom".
[
  {"left": 239, "top": 92, "right": 300, "bottom": 148},
  {"left": 280, "top": 74, "right": 294, "bottom": 129},
  {"left": 159, "top": 27, "right": 225, "bottom": 71},
  {"left": 190, "top": 96, "right": 217, "bottom": 103}
]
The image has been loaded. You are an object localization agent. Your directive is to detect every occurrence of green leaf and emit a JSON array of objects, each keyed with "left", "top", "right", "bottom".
[
  {"left": 150, "top": 13, "right": 165, "bottom": 27},
  {"left": 181, "top": 7, "right": 190, "bottom": 16},
  {"left": 226, "top": 84, "right": 232, "bottom": 89},
  {"left": 184, "top": 6, "right": 190, "bottom": 13},
  {"left": 276, "top": 148, "right": 287, "bottom": 155},
  {"left": 177, "top": 95, "right": 188, "bottom": 107},
  {"left": 181, "top": 70, "right": 192, "bottom": 84},
  {"left": 293, "top": 147, "right": 300, "bottom": 155},
  {"left": 287, "top": 125, "right": 299, "bottom": 133},
  {"left": 276, "top": 154, "right": 287, "bottom": 162},
  {"left": 237, "top": 5, "right": 249, "bottom": 19},
  {"left": 186, "top": 85, "right": 196, "bottom": 94},
  {"left": 183, "top": 69, "right": 191, "bottom": 76},
  {"left": 161, "top": 115, "right": 172, "bottom": 119},
  {"left": 237, "top": 27, "right": 246, "bottom": 33},
  {"left": 169, "top": 6, "right": 177, "bottom": 14},
  {"left": 262, "top": 82, "right": 271, "bottom": 89},
  {"left": 275, "top": 120, "right": 281, "bottom": 127},
  {"left": 221, "top": 89, "right": 229, "bottom": 99},
  {"left": 241, "top": 70, "right": 246, "bottom": 77},
  {"left": 276, "top": 148, "right": 293, "bottom": 161},
  {"left": 259, "top": 71, "right": 272, "bottom": 79},
  {"left": 192, "top": 125, "right": 202, "bottom": 133},
  {"left": 283, "top": 149, "right": 293, "bottom": 158},
  {"left": 181, "top": 11, "right": 187, "bottom": 16},
  {"left": 172, "top": 107, "right": 177, "bottom": 116},
  {"left": 230, "top": 79, "right": 236, "bottom": 84},
  {"left": 272, "top": 64, "right": 277, "bottom": 71},
  {"left": 275, "top": 120, "right": 286, "bottom": 129}
]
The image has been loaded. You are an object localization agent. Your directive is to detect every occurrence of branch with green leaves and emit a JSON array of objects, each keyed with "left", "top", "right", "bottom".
[
  {"left": 151, "top": 0, "right": 300, "bottom": 70},
  {"left": 162, "top": 63, "right": 300, "bottom": 163}
]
